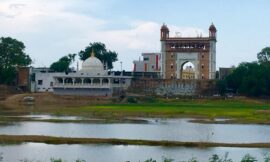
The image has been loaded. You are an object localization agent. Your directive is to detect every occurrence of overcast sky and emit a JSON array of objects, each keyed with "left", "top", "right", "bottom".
[{"left": 0, "top": 0, "right": 269, "bottom": 70}]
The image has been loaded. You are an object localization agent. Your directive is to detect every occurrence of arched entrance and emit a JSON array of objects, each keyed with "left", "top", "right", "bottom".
[
  {"left": 181, "top": 62, "right": 195, "bottom": 79},
  {"left": 175, "top": 52, "right": 199, "bottom": 79}
]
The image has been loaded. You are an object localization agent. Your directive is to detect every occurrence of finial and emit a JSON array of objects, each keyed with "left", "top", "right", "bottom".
[{"left": 91, "top": 48, "right": 95, "bottom": 57}]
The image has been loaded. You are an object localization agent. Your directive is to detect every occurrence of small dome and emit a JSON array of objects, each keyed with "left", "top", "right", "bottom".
[
  {"left": 209, "top": 23, "right": 217, "bottom": 32},
  {"left": 161, "top": 23, "right": 169, "bottom": 30},
  {"left": 80, "top": 53, "right": 105, "bottom": 75}
]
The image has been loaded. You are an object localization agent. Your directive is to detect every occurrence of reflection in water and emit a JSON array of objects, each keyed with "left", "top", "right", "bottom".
[
  {"left": 0, "top": 118, "right": 270, "bottom": 143},
  {"left": 0, "top": 143, "right": 270, "bottom": 162}
]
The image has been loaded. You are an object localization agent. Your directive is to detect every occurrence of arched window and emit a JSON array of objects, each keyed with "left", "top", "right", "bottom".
[
  {"left": 102, "top": 78, "right": 109, "bottom": 84},
  {"left": 93, "top": 78, "right": 100, "bottom": 84},
  {"left": 84, "top": 78, "right": 91, "bottom": 84},
  {"left": 64, "top": 78, "right": 73, "bottom": 84},
  {"left": 74, "top": 78, "right": 82, "bottom": 84}
]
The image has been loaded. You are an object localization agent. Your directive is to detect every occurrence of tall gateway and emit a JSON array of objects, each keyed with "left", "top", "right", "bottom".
[{"left": 160, "top": 23, "right": 217, "bottom": 80}]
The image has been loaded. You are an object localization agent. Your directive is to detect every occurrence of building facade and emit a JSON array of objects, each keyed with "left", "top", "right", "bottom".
[
  {"left": 160, "top": 23, "right": 217, "bottom": 80},
  {"left": 133, "top": 53, "right": 161, "bottom": 72},
  {"left": 53, "top": 51, "right": 131, "bottom": 96},
  {"left": 182, "top": 66, "right": 195, "bottom": 79}
]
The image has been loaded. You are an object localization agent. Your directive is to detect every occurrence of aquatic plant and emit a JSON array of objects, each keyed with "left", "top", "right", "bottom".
[
  {"left": 209, "top": 152, "right": 232, "bottom": 162},
  {"left": 240, "top": 154, "right": 257, "bottom": 162},
  {"left": 0, "top": 152, "right": 3, "bottom": 162}
]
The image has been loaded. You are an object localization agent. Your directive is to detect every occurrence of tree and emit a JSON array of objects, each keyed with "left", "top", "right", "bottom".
[
  {"left": 257, "top": 47, "right": 270, "bottom": 63},
  {"left": 0, "top": 37, "right": 32, "bottom": 84},
  {"left": 50, "top": 54, "right": 76, "bottom": 72},
  {"left": 78, "top": 42, "right": 118, "bottom": 70}
]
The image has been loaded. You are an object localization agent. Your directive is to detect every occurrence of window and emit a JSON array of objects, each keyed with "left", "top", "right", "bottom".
[
  {"left": 152, "top": 65, "right": 155, "bottom": 69},
  {"left": 171, "top": 53, "right": 174, "bottom": 58},
  {"left": 171, "top": 63, "right": 174, "bottom": 69},
  {"left": 38, "top": 80, "right": 43, "bottom": 85},
  {"left": 143, "top": 57, "right": 149, "bottom": 61},
  {"left": 202, "top": 54, "right": 204, "bottom": 58},
  {"left": 50, "top": 82, "right": 53, "bottom": 87},
  {"left": 201, "top": 64, "right": 204, "bottom": 69},
  {"left": 170, "top": 74, "right": 174, "bottom": 79}
]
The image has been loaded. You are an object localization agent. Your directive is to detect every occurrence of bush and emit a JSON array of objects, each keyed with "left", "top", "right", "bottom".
[
  {"left": 127, "top": 97, "right": 138, "bottom": 103},
  {"left": 240, "top": 154, "right": 257, "bottom": 162}
]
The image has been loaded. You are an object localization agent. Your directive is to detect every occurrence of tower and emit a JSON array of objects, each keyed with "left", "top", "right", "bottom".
[
  {"left": 160, "top": 24, "right": 169, "bottom": 78},
  {"left": 160, "top": 23, "right": 217, "bottom": 80},
  {"left": 209, "top": 23, "right": 217, "bottom": 40},
  {"left": 160, "top": 24, "right": 169, "bottom": 41},
  {"left": 209, "top": 23, "right": 217, "bottom": 79}
]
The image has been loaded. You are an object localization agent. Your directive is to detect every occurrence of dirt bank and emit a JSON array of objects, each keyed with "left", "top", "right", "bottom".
[
  {"left": 1, "top": 135, "right": 270, "bottom": 148},
  {"left": 4, "top": 93, "right": 113, "bottom": 107}
]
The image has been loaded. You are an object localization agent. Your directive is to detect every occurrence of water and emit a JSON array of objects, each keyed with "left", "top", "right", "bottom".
[
  {"left": 0, "top": 143, "right": 269, "bottom": 162},
  {"left": 0, "top": 118, "right": 270, "bottom": 143}
]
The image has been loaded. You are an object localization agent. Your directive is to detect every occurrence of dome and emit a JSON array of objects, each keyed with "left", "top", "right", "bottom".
[
  {"left": 161, "top": 23, "right": 169, "bottom": 30},
  {"left": 80, "top": 51, "right": 105, "bottom": 75},
  {"left": 209, "top": 23, "right": 217, "bottom": 32}
]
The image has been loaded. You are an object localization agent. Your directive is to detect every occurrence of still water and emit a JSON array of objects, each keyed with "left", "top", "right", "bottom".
[
  {"left": 0, "top": 143, "right": 270, "bottom": 162},
  {"left": 0, "top": 118, "right": 270, "bottom": 143}
]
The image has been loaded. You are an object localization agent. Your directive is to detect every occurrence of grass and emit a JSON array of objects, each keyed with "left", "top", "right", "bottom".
[
  {"left": 48, "top": 98, "right": 270, "bottom": 124},
  {"left": 1, "top": 135, "right": 270, "bottom": 148},
  {"left": 1, "top": 98, "right": 270, "bottom": 124}
]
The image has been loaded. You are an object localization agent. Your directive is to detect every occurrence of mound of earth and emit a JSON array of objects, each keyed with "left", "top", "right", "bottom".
[{"left": 4, "top": 93, "right": 113, "bottom": 106}]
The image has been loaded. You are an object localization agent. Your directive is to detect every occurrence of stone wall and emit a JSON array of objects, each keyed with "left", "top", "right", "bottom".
[{"left": 128, "top": 79, "right": 216, "bottom": 96}]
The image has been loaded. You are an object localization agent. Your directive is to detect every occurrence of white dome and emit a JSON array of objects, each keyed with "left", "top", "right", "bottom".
[{"left": 80, "top": 56, "right": 105, "bottom": 75}]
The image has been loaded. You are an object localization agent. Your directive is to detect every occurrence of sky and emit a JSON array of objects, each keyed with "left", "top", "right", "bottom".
[{"left": 0, "top": 0, "right": 269, "bottom": 70}]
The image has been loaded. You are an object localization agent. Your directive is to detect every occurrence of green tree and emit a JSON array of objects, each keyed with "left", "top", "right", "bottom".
[
  {"left": 0, "top": 37, "right": 32, "bottom": 84},
  {"left": 257, "top": 47, "right": 270, "bottom": 63},
  {"left": 78, "top": 42, "right": 118, "bottom": 70},
  {"left": 50, "top": 54, "right": 76, "bottom": 72}
]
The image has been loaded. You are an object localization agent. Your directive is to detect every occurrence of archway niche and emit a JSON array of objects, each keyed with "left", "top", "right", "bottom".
[
  {"left": 181, "top": 62, "right": 195, "bottom": 80},
  {"left": 93, "top": 78, "right": 100, "bottom": 84},
  {"left": 74, "top": 78, "right": 82, "bottom": 84},
  {"left": 84, "top": 78, "right": 91, "bottom": 84},
  {"left": 64, "top": 78, "right": 73, "bottom": 84},
  {"left": 57, "top": 78, "right": 63, "bottom": 84},
  {"left": 102, "top": 78, "right": 109, "bottom": 84}
]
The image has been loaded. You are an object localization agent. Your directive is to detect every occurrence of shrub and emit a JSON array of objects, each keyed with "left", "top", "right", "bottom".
[
  {"left": 240, "top": 154, "right": 257, "bottom": 162},
  {"left": 127, "top": 97, "right": 138, "bottom": 103}
]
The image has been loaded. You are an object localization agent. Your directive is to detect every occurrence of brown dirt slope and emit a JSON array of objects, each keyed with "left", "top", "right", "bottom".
[{"left": 4, "top": 93, "right": 113, "bottom": 106}]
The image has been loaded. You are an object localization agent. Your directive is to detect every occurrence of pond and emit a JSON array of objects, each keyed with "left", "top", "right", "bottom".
[
  {"left": 0, "top": 118, "right": 270, "bottom": 143},
  {"left": 0, "top": 143, "right": 270, "bottom": 162}
]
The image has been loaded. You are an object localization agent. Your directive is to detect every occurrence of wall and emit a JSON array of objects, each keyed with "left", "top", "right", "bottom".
[{"left": 128, "top": 79, "right": 216, "bottom": 96}]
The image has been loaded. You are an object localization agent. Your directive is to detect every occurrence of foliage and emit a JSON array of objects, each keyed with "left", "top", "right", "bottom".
[
  {"left": 240, "top": 154, "right": 257, "bottom": 162},
  {"left": 144, "top": 158, "right": 157, "bottom": 162},
  {"left": 264, "top": 153, "right": 270, "bottom": 162},
  {"left": 127, "top": 96, "right": 138, "bottom": 103},
  {"left": 0, "top": 37, "right": 32, "bottom": 84},
  {"left": 50, "top": 54, "right": 76, "bottom": 72},
  {"left": 209, "top": 153, "right": 232, "bottom": 162},
  {"left": 257, "top": 47, "right": 270, "bottom": 63},
  {"left": 188, "top": 157, "right": 198, "bottom": 162},
  {"left": 218, "top": 61, "right": 270, "bottom": 97},
  {"left": 50, "top": 158, "right": 64, "bottom": 162},
  {"left": 78, "top": 42, "right": 118, "bottom": 69},
  {"left": 162, "top": 157, "right": 174, "bottom": 162}
]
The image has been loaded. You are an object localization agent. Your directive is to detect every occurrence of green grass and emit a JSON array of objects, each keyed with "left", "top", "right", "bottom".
[
  {"left": 42, "top": 98, "right": 270, "bottom": 124},
  {"left": 2, "top": 98, "right": 270, "bottom": 124}
]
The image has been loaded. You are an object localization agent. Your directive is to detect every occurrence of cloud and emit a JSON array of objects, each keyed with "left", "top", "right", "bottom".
[{"left": 0, "top": 0, "right": 207, "bottom": 70}]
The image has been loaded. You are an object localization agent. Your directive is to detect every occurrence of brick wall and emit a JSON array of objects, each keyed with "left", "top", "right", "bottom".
[{"left": 128, "top": 79, "right": 216, "bottom": 96}]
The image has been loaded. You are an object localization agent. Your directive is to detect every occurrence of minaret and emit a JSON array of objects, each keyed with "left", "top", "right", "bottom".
[
  {"left": 209, "top": 23, "right": 217, "bottom": 79},
  {"left": 209, "top": 23, "right": 217, "bottom": 40},
  {"left": 91, "top": 48, "right": 95, "bottom": 57},
  {"left": 160, "top": 23, "right": 169, "bottom": 41},
  {"left": 160, "top": 23, "right": 169, "bottom": 79}
]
